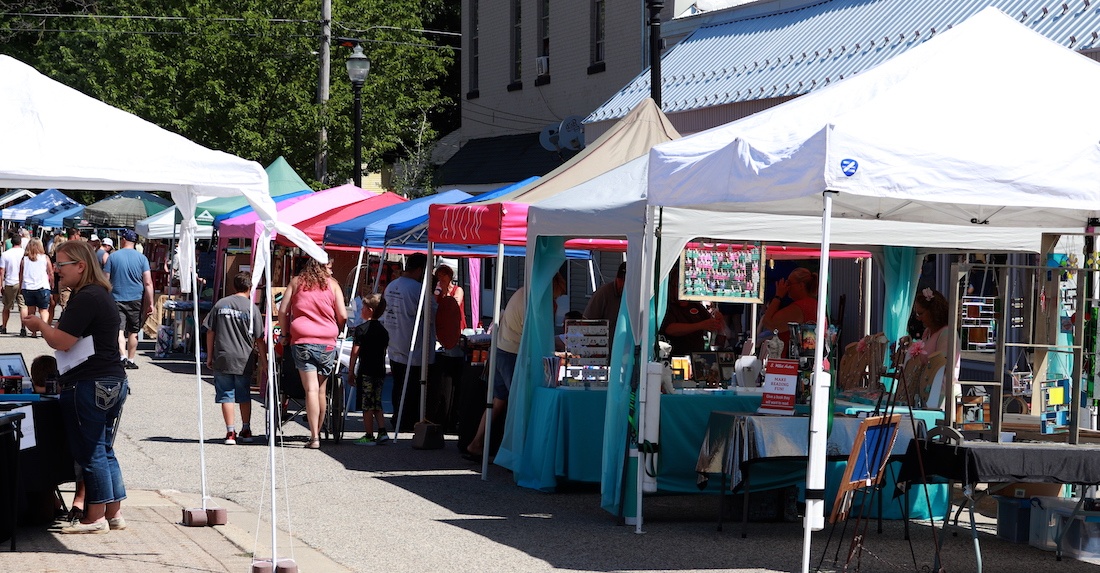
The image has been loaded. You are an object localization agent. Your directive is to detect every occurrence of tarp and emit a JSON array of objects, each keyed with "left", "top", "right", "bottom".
[
  {"left": 427, "top": 99, "right": 679, "bottom": 249},
  {"left": 135, "top": 206, "right": 213, "bottom": 240},
  {"left": 82, "top": 189, "right": 172, "bottom": 228},
  {"left": 26, "top": 204, "right": 83, "bottom": 229},
  {"left": 1, "top": 188, "right": 80, "bottom": 223},
  {"left": 194, "top": 156, "right": 311, "bottom": 226}
]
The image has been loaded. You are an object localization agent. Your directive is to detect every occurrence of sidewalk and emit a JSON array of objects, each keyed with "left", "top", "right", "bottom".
[{"left": 1, "top": 489, "right": 350, "bottom": 572}]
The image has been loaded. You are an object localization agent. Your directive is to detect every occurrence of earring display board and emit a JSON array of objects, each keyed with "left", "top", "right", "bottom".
[
  {"left": 679, "top": 240, "right": 765, "bottom": 303},
  {"left": 561, "top": 319, "right": 609, "bottom": 387}
]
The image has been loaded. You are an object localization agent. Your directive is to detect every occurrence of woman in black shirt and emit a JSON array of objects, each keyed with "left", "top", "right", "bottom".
[{"left": 23, "top": 240, "right": 128, "bottom": 534}]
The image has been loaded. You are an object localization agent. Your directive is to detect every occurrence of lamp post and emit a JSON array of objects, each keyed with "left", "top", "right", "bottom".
[{"left": 345, "top": 44, "right": 371, "bottom": 188}]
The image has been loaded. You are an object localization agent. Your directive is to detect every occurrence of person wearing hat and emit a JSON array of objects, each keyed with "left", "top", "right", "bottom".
[
  {"left": 584, "top": 261, "right": 627, "bottom": 346},
  {"left": 96, "top": 237, "right": 113, "bottom": 268},
  {"left": 103, "top": 229, "right": 152, "bottom": 370}
]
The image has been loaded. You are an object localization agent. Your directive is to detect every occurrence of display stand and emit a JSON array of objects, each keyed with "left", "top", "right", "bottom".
[
  {"left": 560, "top": 319, "right": 609, "bottom": 387},
  {"left": 947, "top": 237, "right": 1098, "bottom": 444}
]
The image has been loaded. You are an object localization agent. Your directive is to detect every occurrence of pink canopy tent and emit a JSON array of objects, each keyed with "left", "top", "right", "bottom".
[
  {"left": 218, "top": 184, "right": 377, "bottom": 244},
  {"left": 281, "top": 191, "right": 407, "bottom": 247}
]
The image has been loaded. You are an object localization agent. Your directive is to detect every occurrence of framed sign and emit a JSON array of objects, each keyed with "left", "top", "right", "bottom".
[{"left": 679, "top": 240, "right": 765, "bottom": 303}]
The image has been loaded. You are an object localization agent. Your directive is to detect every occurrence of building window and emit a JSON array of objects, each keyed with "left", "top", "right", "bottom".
[
  {"left": 591, "top": 0, "right": 605, "bottom": 65},
  {"left": 539, "top": 0, "right": 550, "bottom": 58},
  {"left": 511, "top": 0, "right": 522, "bottom": 83},
  {"left": 467, "top": 0, "right": 479, "bottom": 98}
]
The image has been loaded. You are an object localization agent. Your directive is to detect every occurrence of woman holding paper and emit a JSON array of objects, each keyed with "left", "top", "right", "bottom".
[{"left": 23, "top": 240, "right": 128, "bottom": 534}]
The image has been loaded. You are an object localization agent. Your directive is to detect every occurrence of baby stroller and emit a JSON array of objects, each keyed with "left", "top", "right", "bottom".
[{"left": 267, "top": 334, "right": 346, "bottom": 444}]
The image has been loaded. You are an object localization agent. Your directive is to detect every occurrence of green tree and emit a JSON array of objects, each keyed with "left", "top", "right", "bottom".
[{"left": 1, "top": 0, "right": 456, "bottom": 190}]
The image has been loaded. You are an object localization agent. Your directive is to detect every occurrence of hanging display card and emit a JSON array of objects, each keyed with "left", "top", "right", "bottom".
[
  {"left": 758, "top": 358, "right": 799, "bottom": 415},
  {"left": 679, "top": 240, "right": 765, "bottom": 303},
  {"left": 563, "top": 319, "right": 609, "bottom": 367}
]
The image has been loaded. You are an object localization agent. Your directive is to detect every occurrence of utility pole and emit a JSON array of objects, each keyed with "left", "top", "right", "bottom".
[
  {"left": 648, "top": 0, "right": 663, "bottom": 107},
  {"left": 315, "top": 0, "right": 332, "bottom": 184}
]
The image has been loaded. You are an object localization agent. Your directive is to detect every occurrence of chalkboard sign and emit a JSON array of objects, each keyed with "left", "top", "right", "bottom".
[{"left": 678, "top": 240, "right": 765, "bottom": 303}]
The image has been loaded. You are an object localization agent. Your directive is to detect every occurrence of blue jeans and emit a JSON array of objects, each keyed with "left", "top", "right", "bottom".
[{"left": 61, "top": 377, "right": 128, "bottom": 505}]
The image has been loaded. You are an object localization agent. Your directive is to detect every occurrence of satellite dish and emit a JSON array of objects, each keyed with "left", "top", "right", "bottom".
[
  {"left": 539, "top": 124, "right": 560, "bottom": 152},
  {"left": 559, "top": 115, "right": 586, "bottom": 151}
]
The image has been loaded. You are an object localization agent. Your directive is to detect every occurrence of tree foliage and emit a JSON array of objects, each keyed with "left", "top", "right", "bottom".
[{"left": 1, "top": 0, "right": 457, "bottom": 190}]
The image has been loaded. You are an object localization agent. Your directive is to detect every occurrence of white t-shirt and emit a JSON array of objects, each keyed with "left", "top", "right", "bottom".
[
  {"left": 381, "top": 276, "right": 437, "bottom": 367},
  {"left": 0, "top": 247, "right": 24, "bottom": 287}
]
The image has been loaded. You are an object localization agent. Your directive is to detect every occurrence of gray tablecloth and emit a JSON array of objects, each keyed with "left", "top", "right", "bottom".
[{"left": 697, "top": 412, "right": 922, "bottom": 489}]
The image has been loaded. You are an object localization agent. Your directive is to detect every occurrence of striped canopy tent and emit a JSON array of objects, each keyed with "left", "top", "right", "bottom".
[{"left": 82, "top": 190, "right": 173, "bottom": 228}]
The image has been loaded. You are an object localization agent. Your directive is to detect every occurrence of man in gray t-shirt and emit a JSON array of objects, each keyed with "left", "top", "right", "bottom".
[{"left": 203, "top": 272, "right": 264, "bottom": 445}]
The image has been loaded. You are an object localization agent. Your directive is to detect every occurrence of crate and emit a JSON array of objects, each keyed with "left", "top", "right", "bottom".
[{"left": 996, "top": 496, "right": 1032, "bottom": 543}]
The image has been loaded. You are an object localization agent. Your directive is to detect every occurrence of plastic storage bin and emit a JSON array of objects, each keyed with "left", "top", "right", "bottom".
[
  {"left": 1030, "top": 496, "right": 1076, "bottom": 551},
  {"left": 996, "top": 496, "right": 1032, "bottom": 543}
]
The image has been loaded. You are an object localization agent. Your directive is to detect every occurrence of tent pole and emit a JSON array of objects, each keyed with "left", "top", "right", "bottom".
[
  {"left": 334, "top": 244, "right": 365, "bottom": 430},
  {"left": 372, "top": 246, "right": 389, "bottom": 293},
  {"left": 394, "top": 256, "right": 428, "bottom": 443},
  {"left": 420, "top": 243, "right": 435, "bottom": 422},
  {"left": 863, "top": 256, "right": 873, "bottom": 337},
  {"left": 635, "top": 206, "right": 661, "bottom": 534},
  {"left": 190, "top": 250, "right": 208, "bottom": 511},
  {"left": 802, "top": 191, "right": 837, "bottom": 573},
  {"left": 262, "top": 245, "right": 280, "bottom": 564},
  {"left": 482, "top": 242, "right": 506, "bottom": 479},
  {"left": 588, "top": 259, "right": 597, "bottom": 293}
]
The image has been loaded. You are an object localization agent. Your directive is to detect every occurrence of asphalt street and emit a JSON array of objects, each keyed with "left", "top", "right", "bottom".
[{"left": 5, "top": 333, "right": 1098, "bottom": 572}]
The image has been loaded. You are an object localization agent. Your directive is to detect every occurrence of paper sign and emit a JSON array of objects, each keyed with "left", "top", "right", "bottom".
[
  {"left": 758, "top": 358, "right": 799, "bottom": 415},
  {"left": 13, "top": 404, "right": 36, "bottom": 450},
  {"left": 56, "top": 336, "right": 95, "bottom": 375}
]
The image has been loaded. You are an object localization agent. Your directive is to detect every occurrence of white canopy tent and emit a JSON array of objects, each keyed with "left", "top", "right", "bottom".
[
  {"left": 0, "top": 54, "right": 323, "bottom": 565},
  {"left": 135, "top": 206, "right": 214, "bottom": 240},
  {"left": 526, "top": 7, "right": 1100, "bottom": 567},
  {"left": 643, "top": 8, "right": 1100, "bottom": 570}
]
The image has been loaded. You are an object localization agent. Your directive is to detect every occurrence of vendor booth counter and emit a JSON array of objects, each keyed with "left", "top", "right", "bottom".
[{"left": 524, "top": 387, "right": 948, "bottom": 523}]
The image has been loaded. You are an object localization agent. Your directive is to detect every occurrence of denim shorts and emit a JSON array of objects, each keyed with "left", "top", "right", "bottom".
[
  {"left": 21, "top": 288, "right": 50, "bottom": 309},
  {"left": 492, "top": 350, "right": 518, "bottom": 401},
  {"left": 213, "top": 372, "right": 251, "bottom": 403},
  {"left": 291, "top": 343, "right": 336, "bottom": 377}
]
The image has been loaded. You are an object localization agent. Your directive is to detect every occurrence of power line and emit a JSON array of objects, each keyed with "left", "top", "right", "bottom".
[
  {"left": 0, "top": 12, "right": 318, "bottom": 24},
  {"left": 462, "top": 99, "right": 559, "bottom": 124}
]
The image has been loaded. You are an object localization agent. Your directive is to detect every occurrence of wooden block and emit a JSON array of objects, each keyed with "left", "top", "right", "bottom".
[
  {"left": 181, "top": 508, "right": 208, "bottom": 527},
  {"left": 206, "top": 507, "right": 227, "bottom": 525}
]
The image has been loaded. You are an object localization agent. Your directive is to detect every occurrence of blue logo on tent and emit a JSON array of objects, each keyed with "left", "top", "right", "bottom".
[{"left": 841, "top": 159, "right": 859, "bottom": 176}]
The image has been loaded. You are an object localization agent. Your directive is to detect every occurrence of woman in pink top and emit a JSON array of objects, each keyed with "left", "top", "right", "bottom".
[{"left": 278, "top": 258, "right": 347, "bottom": 449}]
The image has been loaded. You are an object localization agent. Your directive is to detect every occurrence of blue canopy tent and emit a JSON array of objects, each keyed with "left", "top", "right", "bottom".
[
  {"left": 1, "top": 188, "right": 80, "bottom": 224},
  {"left": 26, "top": 204, "right": 84, "bottom": 228}
]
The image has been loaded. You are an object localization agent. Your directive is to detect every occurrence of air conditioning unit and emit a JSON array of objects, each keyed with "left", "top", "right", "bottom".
[{"left": 535, "top": 56, "right": 550, "bottom": 76}]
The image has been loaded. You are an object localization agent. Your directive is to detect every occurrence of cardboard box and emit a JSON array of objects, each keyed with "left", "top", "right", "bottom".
[{"left": 996, "top": 482, "right": 1065, "bottom": 499}]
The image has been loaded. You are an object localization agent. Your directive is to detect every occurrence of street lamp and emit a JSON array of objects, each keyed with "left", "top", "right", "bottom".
[{"left": 345, "top": 44, "right": 371, "bottom": 188}]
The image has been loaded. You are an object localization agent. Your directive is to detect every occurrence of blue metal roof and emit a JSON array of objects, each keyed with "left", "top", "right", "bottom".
[{"left": 588, "top": 0, "right": 1100, "bottom": 123}]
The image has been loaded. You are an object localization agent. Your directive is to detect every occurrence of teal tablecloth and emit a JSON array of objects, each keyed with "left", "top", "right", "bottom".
[
  {"left": 522, "top": 389, "right": 763, "bottom": 492},
  {"left": 835, "top": 400, "right": 944, "bottom": 430},
  {"left": 522, "top": 387, "right": 608, "bottom": 488},
  {"left": 655, "top": 393, "right": 763, "bottom": 493}
]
